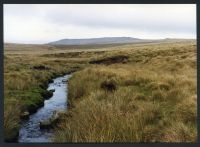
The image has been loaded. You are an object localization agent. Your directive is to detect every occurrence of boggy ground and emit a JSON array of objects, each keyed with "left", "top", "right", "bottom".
[
  {"left": 4, "top": 40, "right": 197, "bottom": 142},
  {"left": 4, "top": 47, "right": 89, "bottom": 141},
  {"left": 54, "top": 41, "right": 197, "bottom": 142}
]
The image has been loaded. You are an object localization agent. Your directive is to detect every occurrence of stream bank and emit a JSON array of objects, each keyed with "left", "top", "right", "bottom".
[{"left": 18, "top": 74, "right": 71, "bottom": 142}]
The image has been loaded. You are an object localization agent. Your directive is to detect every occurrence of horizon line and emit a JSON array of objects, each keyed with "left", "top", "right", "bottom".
[{"left": 4, "top": 37, "right": 196, "bottom": 45}]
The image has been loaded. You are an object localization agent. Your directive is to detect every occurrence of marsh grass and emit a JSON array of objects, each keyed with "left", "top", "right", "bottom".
[
  {"left": 4, "top": 52, "right": 88, "bottom": 141},
  {"left": 4, "top": 100, "right": 21, "bottom": 142},
  {"left": 4, "top": 41, "right": 197, "bottom": 142},
  {"left": 54, "top": 41, "right": 197, "bottom": 142}
]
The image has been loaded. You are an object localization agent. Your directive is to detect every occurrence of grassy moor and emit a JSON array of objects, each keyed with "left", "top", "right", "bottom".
[{"left": 4, "top": 40, "right": 197, "bottom": 142}]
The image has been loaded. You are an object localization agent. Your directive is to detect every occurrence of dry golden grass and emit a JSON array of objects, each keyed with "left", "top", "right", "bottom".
[
  {"left": 54, "top": 41, "right": 197, "bottom": 142},
  {"left": 4, "top": 40, "right": 197, "bottom": 142},
  {"left": 4, "top": 50, "right": 89, "bottom": 141}
]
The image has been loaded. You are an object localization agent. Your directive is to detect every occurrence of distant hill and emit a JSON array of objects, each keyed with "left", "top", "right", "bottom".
[{"left": 47, "top": 37, "right": 149, "bottom": 45}]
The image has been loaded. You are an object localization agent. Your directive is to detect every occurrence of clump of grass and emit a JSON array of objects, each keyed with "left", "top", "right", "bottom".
[
  {"left": 4, "top": 100, "right": 21, "bottom": 142},
  {"left": 162, "top": 122, "right": 197, "bottom": 142},
  {"left": 100, "top": 78, "right": 118, "bottom": 92},
  {"left": 152, "top": 90, "right": 166, "bottom": 101},
  {"left": 134, "top": 93, "right": 146, "bottom": 100},
  {"left": 173, "top": 96, "right": 197, "bottom": 124}
]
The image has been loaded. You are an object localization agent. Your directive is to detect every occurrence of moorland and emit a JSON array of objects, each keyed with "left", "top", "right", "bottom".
[{"left": 4, "top": 39, "right": 197, "bottom": 142}]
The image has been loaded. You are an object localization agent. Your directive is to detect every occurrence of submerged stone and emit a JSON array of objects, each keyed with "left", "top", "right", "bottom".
[
  {"left": 39, "top": 111, "right": 60, "bottom": 129},
  {"left": 49, "top": 89, "right": 55, "bottom": 92},
  {"left": 20, "top": 111, "right": 30, "bottom": 120},
  {"left": 62, "top": 79, "right": 68, "bottom": 83}
]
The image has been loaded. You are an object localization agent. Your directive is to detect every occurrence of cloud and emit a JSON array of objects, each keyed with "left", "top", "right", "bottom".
[{"left": 3, "top": 4, "right": 196, "bottom": 44}]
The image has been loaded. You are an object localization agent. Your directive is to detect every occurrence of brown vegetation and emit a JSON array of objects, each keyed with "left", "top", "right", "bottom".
[
  {"left": 54, "top": 41, "right": 197, "bottom": 142},
  {"left": 4, "top": 40, "right": 197, "bottom": 142}
]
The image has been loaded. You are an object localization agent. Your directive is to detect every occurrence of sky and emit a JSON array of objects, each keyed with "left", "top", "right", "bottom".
[{"left": 4, "top": 4, "right": 196, "bottom": 44}]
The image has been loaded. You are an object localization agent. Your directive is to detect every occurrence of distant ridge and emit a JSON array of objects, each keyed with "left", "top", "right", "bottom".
[{"left": 48, "top": 37, "right": 145, "bottom": 45}]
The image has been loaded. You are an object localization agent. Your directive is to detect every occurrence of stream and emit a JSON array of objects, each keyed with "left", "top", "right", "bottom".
[{"left": 18, "top": 74, "right": 71, "bottom": 143}]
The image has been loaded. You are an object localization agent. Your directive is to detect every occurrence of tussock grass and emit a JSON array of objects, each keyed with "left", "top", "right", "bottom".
[
  {"left": 4, "top": 50, "right": 88, "bottom": 141},
  {"left": 4, "top": 100, "right": 21, "bottom": 142},
  {"left": 54, "top": 41, "right": 197, "bottom": 142},
  {"left": 4, "top": 40, "right": 196, "bottom": 142}
]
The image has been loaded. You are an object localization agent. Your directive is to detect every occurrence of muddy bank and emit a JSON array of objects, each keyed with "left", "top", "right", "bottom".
[{"left": 89, "top": 55, "right": 129, "bottom": 65}]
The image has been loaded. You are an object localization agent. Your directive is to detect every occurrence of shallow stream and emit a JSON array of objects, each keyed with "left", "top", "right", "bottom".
[{"left": 18, "top": 74, "right": 71, "bottom": 142}]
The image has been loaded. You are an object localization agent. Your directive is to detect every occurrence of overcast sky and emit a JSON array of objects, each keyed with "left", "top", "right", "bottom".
[{"left": 4, "top": 4, "right": 196, "bottom": 44}]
